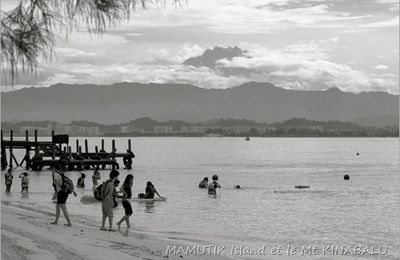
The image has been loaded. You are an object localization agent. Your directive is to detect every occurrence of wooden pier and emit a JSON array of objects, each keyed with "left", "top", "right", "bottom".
[{"left": 1, "top": 130, "right": 135, "bottom": 171}]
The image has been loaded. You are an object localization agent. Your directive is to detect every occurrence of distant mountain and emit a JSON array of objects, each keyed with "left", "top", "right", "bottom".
[
  {"left": 351, "top": 115, "right": 399, "bottom": 127},
  {"left": 183, "top": 46, "right": 246, "bottom": 69},
  {"left": 1, "top": 82, "right": 398, "bottom": 124}
]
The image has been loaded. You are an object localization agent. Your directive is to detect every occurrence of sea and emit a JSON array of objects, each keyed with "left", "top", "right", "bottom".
[{"left": 2, "top": 137, "right": 399, "bottom": 259}]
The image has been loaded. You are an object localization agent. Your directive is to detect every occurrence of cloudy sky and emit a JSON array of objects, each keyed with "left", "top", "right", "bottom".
[{"left": 1, "top": 0, "right": 399, "bottom": 93}]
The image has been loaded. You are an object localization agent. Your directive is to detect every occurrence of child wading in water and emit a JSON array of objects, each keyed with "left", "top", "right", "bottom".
[
  {"left": 116, "top": 193, "right": 133, "bottom": 229},
  {"left": 77, "top": 173, "right": 86, "bottom": 189},
  {"left": 208, "top": 174, "right": 221, "bottom": 195},
  {"left": 19, "top": 172, "right": 29, "bottom": 193},
  {"left": 92, "top": 167, "right": 100, "bottom": 187},
  {"left": 5, "top": 168, "right": 13, "bottom": 193}
]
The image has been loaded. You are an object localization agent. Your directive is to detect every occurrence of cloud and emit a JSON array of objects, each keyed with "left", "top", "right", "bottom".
[
  {"left": 360, "top": 16, "right": 399, "bottom": 28},
  {"left": 56, "top": 48, "right": 97, "bottom": 58},
  {"left": 374, "top": 65, "right": 390, "bottom": 70},
  {"left": 115, "top": 0, "right": 368, "bottom": 34},
  {"left": 148, "top": 44, "right": 206, "bottom": 63},
  {"left": 34, "top": 61, "right": 247, "bottom": 90},
  {"left": 16, "top": 41, "right": 395, "bottom": 95},
  {"left": 375, "top": 0, "right": 399, "bottom": 12},
  {"left": 213, "top": 42, "right": 398, "bottom": 93},
  {"left": 56, "top": 31, "right": 129, "bottom": 47},
  {"left": 218, "top": 42, "right": 329, "bottom": 68},
  {"left": 124, "top": 33, "right": 143, "bottom": 37}
]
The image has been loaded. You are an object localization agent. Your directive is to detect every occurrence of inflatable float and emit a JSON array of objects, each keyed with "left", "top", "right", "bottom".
[{"left": 80, "top": 195, "right": 167, "bottom": 204}]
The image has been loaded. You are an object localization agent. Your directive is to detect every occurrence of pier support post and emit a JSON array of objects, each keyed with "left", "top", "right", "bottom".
[
  {"left": 9, "top": 130, "right": 13, "bottom": 169},
  {"left": 52, "top": 144, "right": 55, "bottom": 160},
  {"left": 1, "top": 130, "right": 7, "bottom": 170},
  {"left": 24, "top": 130, "right": 31, "bottom": 169},
  {"left": 85, "top": 139, "right": 88, "bottom": 155},
  {"left": 112, "top": 139, "right": 116, "bottom": 170},
  {"left": 34, "top": 129, "right": 38, "bottom": 144}
]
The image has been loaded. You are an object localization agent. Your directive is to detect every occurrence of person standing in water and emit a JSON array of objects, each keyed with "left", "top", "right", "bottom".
[
  {"left": 92, "top": 167, "right": 101, "bottom": 186},
  {"left": 5, "top": 168, "right": 13, "bottom": 193},
  {"left": 113, "top": 179, "right": 120, "bottom": 208},
  {"left": 116, "top": 193, "right": 133, "bottom": 229},
  {"left": 208, "top": 174, "right": 221, "bottom": 195},
  {"left": 100, "top": 170, "right": 119, "bottom": 231},
  {"left": 51, "top": 166, "right": 77, "bottom": 226},
  {"left": 120, "top": 174, "right": 134, "bottom": 199},
  {"left": 77, "top": 173, "right": 86, "bottom": 189},
  {"left": 19, "top": 172, "right": 29, "bottom": 193},
  {"left": 198, "top": 177, "right": 208, "bottom": 188}
]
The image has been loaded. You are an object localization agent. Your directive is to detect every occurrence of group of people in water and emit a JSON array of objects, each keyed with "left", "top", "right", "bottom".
[
  {"left": 198, "top": 175, "right": 241, "bottom": 193},
  {"left": 198, "top": 174, "right": 222, "bottom": 195},
  {"left": 4, "top": 168, "right": 30, "bottom": 193},
  {"left": 48, "top": 164, "right": 165, "bottom": 231},
  {"left": 4, "top": 166, "right": 225, "bottom": 231}
]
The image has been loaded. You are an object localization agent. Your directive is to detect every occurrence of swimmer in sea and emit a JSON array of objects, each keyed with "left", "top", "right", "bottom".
[
  {"left": 198, "top": 177, "right": 208, "bottom": 188},
  {"left": 207, "top": 174, "right": 221, "bottom": 195}
]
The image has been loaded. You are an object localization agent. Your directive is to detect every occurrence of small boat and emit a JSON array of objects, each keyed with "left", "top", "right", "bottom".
[
  {"left": 294, "top": 185, "right": 310, "bottom": 189},
  {"left": 245, "top": 136, "right": 250, "bottom": 141}
]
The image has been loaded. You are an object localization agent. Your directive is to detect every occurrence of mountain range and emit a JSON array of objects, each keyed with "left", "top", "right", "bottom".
[{"left": 1, "top": 82, "right": 398, "bottom": 125}]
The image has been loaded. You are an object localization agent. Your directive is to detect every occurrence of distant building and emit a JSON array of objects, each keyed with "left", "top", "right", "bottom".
[
  {"left": 307, "top": 125, "right": 323, "bottom": 132},
  {"left": 121, "top": 125, "right": 137, "bottom": 133},
  {"left": 20, "top": 126, "right": 51, "bottom": 136},
  {"left": 181, "top": 126, "right": 208, "bottom": 133},
  {"left": 286, "top": 125, "right": 323, "bottom": 132},
  {"left": 55, "top": 124, "right": 100, "bottom": 136},
  {"left": 222, "top": 126, "right": 253, "bottom": 134},
  {"left": 256, "top": 125, "right": 277, "bottom": 132},
  {"left": 74, "top": 126, "right": 101, "bottom": 136},
  {"left": 55, "top": 124, "right": 74, "bottom": 134},
  {"left": 153, "top": 126, "right": 174, "bottom": 134}
]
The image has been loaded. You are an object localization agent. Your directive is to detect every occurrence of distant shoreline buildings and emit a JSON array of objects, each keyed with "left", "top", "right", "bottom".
[{"left": 2, "top": 117, "right": 398, "bottom": 137}]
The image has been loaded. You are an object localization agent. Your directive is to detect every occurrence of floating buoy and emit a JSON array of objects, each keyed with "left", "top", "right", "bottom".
[
  {"left": 234, "top": 185, "right": 241, "bottom": 189},
  {"left": 344, "top": 175, "right": 350, "bottom": 180},
  {"left": 356, "top": 153, "right": 360, "bottom": 156}
]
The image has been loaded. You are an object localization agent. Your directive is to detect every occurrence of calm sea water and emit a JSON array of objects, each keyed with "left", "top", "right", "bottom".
[{"left": 2, "top": 137, "right": 399, "bottom": 259}]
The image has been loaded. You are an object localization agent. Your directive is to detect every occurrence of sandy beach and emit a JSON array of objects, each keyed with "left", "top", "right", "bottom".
[{"left": 1, "top": 199, "right": 234, "bottom": 260}]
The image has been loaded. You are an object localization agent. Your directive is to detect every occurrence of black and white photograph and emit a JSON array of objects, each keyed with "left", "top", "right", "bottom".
[{"left": 1, "top": 0, "right": 399, "bottom": 259}]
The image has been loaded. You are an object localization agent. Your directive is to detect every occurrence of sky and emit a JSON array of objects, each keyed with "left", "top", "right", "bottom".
[{"left": 1, "top": 0, "right": 399, "bottom": 93}]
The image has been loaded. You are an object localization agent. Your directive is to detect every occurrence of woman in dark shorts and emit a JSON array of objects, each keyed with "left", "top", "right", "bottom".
[
  {"left": 57, "top": 190, "right": 69, "bottom": 204},
  {"left": 116, "top": 195, "right": 133, "bottom": 229}
]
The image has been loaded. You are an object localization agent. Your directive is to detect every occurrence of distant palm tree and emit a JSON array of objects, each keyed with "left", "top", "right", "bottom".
[{"left": 1, "top": 0, "right": 179, "bottom": 85}]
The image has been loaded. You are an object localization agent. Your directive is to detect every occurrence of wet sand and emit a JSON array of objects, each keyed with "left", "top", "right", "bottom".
[{"left": 1, "top": 200, "right": 234, "bottom": 260}]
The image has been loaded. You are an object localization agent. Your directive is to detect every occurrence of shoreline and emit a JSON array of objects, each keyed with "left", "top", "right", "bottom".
[{"left": 1, "top": 200, "right": 235, "bottom": 260}]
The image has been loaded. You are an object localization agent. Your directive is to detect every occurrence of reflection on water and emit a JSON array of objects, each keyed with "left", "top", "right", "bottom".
[
  {"left": 2, "top": 137, "right": 399, "bottom": 259},
  {"left": 144, "top": 201, "right": 155, "bottom": 213}
]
